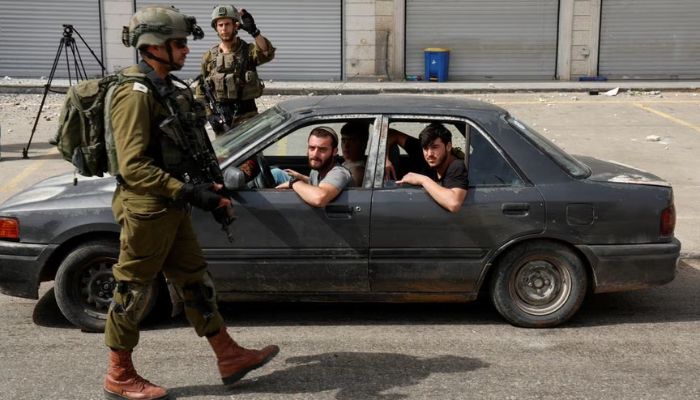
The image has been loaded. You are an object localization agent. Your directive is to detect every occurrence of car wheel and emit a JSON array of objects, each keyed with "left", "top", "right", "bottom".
[
  {"left": 490, "top": 241, "right": 587, "bottom": 328},
  {"left": 54, "top": 240, "right": 158, "bottom": 332}
]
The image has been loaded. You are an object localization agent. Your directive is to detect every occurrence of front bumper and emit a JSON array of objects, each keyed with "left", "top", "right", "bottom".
[
  {"left": 0, "top": 240, "right": 57, "bottom": 299},
  {"left": 577, "top": 238, "right": 681, "bottom": 293}
]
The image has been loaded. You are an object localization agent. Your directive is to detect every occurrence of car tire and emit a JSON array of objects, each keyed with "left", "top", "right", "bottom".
[
  {"left": 490, "top": 241, "right": 587, "bottom": 328},
  {"left": 54, "top": 240, "right": 158, "bottom": 332}
]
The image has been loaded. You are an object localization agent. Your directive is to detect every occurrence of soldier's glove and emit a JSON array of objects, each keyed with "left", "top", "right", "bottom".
[
  {"left": 179, "top": 183, "right": 222, "bottom": 211},
  {"left": 239, "top": 9, "right": 260, "bottom": 38}
]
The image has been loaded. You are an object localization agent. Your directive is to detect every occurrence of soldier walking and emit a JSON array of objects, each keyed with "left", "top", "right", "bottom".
[
  {"left": 105, "top": 5, "right": 278, "bottom": 399},
  {"left": 199, "top": 4, "right": 275, "bottom": 135}
]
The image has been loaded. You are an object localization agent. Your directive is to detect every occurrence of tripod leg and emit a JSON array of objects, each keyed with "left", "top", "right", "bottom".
[
  {"left": 65, "top": 40, "right": 73, "bottom": 85},
  {"left": 71, "top": 39, "right": 90, "bottom": 81},
  {"left": 24, "top": 38, "right": 66, "bottom": 159}
]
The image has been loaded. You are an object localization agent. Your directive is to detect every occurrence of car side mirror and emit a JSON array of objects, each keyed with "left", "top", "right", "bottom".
[{"left": 223, "top": 167, "right": 247, "bottom": 190}]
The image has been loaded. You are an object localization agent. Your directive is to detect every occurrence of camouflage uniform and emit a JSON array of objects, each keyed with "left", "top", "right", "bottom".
[
  {"left": 105, "top": 60, "right": 225, "bottom": 350},
  {"left": 198, "top": 7, "right": 275, "bottom": 133},
  {"left": 104, "top": 8, "right": 278, "bottom": 399}
]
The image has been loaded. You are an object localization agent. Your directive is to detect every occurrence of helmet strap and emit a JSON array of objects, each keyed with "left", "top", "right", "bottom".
[{"left": 141, "top": 42, "right": 182, "bottom": 71}]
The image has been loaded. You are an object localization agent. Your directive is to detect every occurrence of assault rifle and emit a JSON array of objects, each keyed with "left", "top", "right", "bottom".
[
  {"left": 159, "top": 77, "right": 236, "bottom": 243},
  {"left": 196, "top": 74, "right": 231, "bottom": 134}
]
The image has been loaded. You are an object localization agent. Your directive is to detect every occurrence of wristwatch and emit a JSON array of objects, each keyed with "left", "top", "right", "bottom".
[{"left": 288, "top": 177, "right": 299, "bottom": 189}]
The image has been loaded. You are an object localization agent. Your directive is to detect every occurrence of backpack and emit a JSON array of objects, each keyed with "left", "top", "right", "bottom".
[{"left": 52, "top": 72, "right": 148, "bottom": 177}]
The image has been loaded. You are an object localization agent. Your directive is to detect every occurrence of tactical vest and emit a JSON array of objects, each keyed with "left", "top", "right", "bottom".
[
  {"left": 205, "top": 41, "right": 264, "bottom": 102},
  {"left": 137, "top": 63, "right": 214, "bottom": 184}
]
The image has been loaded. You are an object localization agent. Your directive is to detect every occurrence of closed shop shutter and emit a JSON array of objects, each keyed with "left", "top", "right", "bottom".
[
  {"left": 0, "top": 0, "right": 103, "bottom": 78},
  {"left": 405, "top": 0, "right": 559, "bottom": 80},
  {"left": 135, "top": 0, "right": 341, "bottom": 80},
  {"left": 599, "top": 0, "right": 700, "bottom": 79}
]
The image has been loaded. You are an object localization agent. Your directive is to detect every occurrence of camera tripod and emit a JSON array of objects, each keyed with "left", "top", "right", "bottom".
[{"left": 23, "top": 24, "right": 106, "bottom": 159}]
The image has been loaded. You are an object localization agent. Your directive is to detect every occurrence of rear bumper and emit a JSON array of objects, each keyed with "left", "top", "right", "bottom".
[
  {"left": 0, "top": 241, "right": 57, "bottom": 299},
  {"left": 577, "top": 238, "right": 681, "bottom": 293}
]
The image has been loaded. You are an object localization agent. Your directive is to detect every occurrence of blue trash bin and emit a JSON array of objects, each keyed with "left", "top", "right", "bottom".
[{"left": 424, "top": 48, "right": 450, "bottom": 82}]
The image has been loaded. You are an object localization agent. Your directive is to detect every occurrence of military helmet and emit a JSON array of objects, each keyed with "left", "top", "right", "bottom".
[
  {"left": 122, "top": 5, "right": 204, "bottom": 48},
  {"left": 211, "top": 4, "right": 242, "bottom": 28}
]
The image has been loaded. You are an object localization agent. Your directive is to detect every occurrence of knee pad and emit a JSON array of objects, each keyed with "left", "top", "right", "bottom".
[
  {"left": 109, "top": 281, "right": 153, "bottom": 324},
  {"left": 171, "top": 272, "right": 218, "bottom": 322}
]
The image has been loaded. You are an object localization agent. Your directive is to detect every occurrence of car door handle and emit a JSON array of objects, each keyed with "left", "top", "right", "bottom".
[
  {"left": 325, "top": 205, "right": 355, "bottom": 219},
  {"left": 502, "top": 203, "right": 530, "bottom": 216}
]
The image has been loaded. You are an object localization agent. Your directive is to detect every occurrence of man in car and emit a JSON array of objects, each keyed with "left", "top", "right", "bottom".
[
  {"left": 277, "top": 127, "right": 352, "bottom": 207},
  {"left": 340, "top": 120, "right": 371, "bottom": 187},
  {"left": 390, "top": 123, "right": 468, "bottom": 213},
  {"left": 106, "top": 6, "right": 278, "bottom": 399}
]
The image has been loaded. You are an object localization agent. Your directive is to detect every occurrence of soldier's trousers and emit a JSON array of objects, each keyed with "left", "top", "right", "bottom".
[{"left": 105, "top": 186, "right": 225, "bottom": 350}]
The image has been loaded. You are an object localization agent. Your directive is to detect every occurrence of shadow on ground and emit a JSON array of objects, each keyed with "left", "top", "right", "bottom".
[
  {"left": 168, "top": 352, "right": 488, "bottom": 399},
  {"left": 32, "top": 262, "right": 700, "bottom": 331},
  {"left": 0, "top": 142, "right": 60, "bottom": 160}
]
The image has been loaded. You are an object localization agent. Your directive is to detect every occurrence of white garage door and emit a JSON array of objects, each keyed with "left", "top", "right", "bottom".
[
  {"left": 0, "top": 0, "right": 104, "bottom": 78},
  {"left": 599, "top": 0, "right": 700, "bottom": 79},
  {"left": 405, "top": 0, "right": 559, "bottom": 80},
  {"left": 135, "top": 0, "right": 341, "bottom": 81}
]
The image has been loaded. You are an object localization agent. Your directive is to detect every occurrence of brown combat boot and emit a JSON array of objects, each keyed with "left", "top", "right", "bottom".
[
  {"left": 207, "top": 327, "right": 279, "bottom": 385},
  {"left": 103, "top": 349, "right": 168, "bottom": 400}
]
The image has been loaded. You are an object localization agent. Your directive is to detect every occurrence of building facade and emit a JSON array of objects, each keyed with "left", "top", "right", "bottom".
[{"left": 1, "top": 0, "right": 699, "bottom": 81}]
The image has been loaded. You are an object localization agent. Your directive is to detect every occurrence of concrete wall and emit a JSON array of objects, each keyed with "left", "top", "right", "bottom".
[
  {"left": 558, "top": 0, "right": 601, "bottom": 80},
  {"left": 345, "top": 0, "right": 397, "bottom": 80},
  {"left": 102, "top": 0, "right": 135, "bottom": 73}
]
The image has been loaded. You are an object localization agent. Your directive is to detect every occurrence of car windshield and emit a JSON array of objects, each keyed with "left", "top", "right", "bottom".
[
  {"left": 507, "top": 116, "right": 591, "bottom": 178},
  {"left": 211, "top": 106, "right": 291, "bottom": 161}
]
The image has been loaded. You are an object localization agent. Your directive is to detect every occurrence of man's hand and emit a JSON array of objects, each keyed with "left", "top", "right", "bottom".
[
  {"left": 396, "top": 172, "right": 427, "bottom": 186},
  {"left": 179, "top": 183, "right": 229, "bottom": 211},
  {"left": 384, "top": 158, "right": 397, "bottom": 181},
  {"left": 284, "top": 169, "right": 308, "bottom": 183},
  {"left": 239, "top": 9, "right": 260, "bottom": 37}
]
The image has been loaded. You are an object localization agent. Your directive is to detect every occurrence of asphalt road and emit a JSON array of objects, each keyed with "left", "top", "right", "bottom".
[
  {"left": 1, "top": 91, "right": 700, "bottom": 399},
  {"left": 1, "top": 260, "right": 699, "bottom": 399}
]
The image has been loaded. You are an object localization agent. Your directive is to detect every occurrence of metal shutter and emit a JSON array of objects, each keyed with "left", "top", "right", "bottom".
[
  {"left": 0, "top": 0, "right": 103, "bottom": 78},
  {"left": 135, "top": 0, "right": 341, "bottom": 80},
  {"left": 405, "top": 0, "right": 559, "bottom": 80},
  {"left": 599, "top": 0, "right": 700, "bottom": 79}
]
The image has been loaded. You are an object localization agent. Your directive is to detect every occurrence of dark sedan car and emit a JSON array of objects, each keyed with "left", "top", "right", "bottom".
[{"left": 0, "top": 95, "right": 680, "bottom": 330}]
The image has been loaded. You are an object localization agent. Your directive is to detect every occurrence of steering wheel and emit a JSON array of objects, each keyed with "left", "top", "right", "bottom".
[{"left": 254, "top": 153, "right": 276, "bottom": 188}]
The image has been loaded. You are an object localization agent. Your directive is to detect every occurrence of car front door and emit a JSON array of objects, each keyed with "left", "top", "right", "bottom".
[
  {"left": 368, "top": 117, "right": 546, "bottom": 294},
  {"left": 194, "top": 118, "right": 379, "bottom": 294}
]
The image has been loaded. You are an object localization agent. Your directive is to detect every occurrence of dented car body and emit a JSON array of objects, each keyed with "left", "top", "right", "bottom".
[{"left": 0, "top": 95, "right": 680, "bottom": 330}]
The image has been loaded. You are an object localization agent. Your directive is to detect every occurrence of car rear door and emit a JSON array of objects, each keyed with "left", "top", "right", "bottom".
[{"left": 368, "top": 116, "right": 546, "bottom": 294}]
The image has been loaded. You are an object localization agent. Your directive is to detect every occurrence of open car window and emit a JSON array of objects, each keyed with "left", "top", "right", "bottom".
[
  {"left": 236, "top": 117, "right": 377, "bottom": 190},
  {"left": 382, "top": 119, "right": 523, "bottom": 188}
]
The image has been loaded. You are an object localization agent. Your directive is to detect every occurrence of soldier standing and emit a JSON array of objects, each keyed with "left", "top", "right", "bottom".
[
  {"left": 199, "top": 4, "right": 275, "bottom": 135},
  {"left": 105, "top": 6, "right": 278, "bottom": 399}
]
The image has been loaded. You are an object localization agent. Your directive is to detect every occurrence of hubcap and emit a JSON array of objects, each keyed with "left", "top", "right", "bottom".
[{"left": 510, "top": 259, "right": 572, "bottom": 316}]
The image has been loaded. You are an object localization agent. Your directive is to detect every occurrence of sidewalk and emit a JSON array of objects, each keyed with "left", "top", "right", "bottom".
[{"left": 2, "top": 77, "right": 700, "bottom": 95}]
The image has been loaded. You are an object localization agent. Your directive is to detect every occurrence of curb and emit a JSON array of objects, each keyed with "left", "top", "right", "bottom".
[{"left": 2, "top": 82, "right": 700, "bottom": 96}]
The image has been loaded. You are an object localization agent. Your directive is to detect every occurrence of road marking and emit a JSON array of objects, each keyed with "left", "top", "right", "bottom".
[
  {"left": 634, "top": 103, "right": 700, "bottom": 134},
  {"left": 0, "top": 148, "right": 58, "bottom": 193}
]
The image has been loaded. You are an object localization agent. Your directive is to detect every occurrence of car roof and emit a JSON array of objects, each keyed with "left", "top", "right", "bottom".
[{"left": 275, "top": 95, "right": 508, "bottom": 117}]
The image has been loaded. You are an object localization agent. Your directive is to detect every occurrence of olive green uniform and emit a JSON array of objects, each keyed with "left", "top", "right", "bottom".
[
  {"left": 198, "top": 37, "right": 275, "bottom": 130},
  {"left": 105, "top": 61, "right": 224, "bottom": 350}
]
